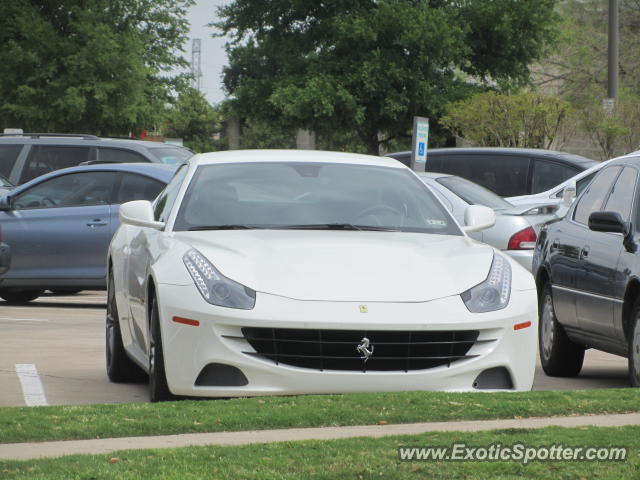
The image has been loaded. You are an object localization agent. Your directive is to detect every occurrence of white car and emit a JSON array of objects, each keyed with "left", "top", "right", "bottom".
[
  {"left": 419, "top": 173, "right": 558, "bottom": 271},
  {"left": 106, "top": 150, "right": 537, "bottom": 401},
  {"left": 506, "top": 161, "right": 606, "bottom": 216}
]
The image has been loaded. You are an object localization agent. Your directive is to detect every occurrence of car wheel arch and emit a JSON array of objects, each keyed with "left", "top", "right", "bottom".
[
  {"left": 146, "top": 275, "right": 157, "bottom": 329},
  {"left": 623, "top": 279, "right": 640, "bottom": 341},
  {"left": 535, "top": 267, "right": 551, "bottom": 296}
]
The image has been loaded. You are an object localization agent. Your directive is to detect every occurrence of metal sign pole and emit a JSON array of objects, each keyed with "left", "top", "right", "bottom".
[{"left": 410, "top": 116, "right": 429, "bottom": 172}]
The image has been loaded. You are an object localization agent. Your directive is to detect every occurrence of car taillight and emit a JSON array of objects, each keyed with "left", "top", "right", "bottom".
[{"left": 507, "top": 226, "right": 537, "bottom": 250}]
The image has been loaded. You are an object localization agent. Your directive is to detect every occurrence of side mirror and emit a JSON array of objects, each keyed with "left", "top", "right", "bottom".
[
  {"left": 119, "top": 200, "right": 165, "bottom": 230},
  {"left": 463, "top": 205, "right": 496, "bottom": 233},
  {"left": 562, "top": 182, "right": 576, "bottom": 206},
  {"left": 588, "top": 211, "right": 629, "bottom": 235},
  {"left": 0, "top": 195, "right": 14, "bottom": 211}
]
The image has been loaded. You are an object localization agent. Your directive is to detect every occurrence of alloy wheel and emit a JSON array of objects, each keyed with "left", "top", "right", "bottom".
[{"left": 541, "top": 293, "right": 555, "bottom": 361}]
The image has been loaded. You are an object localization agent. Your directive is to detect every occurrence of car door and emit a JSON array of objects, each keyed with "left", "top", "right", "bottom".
[
  {"left": 0, "top": 171, "right": 117, "bottom": 280},
  {"left": 126, "top": 166, "right": 187, "bottom": 353},
  {"left": 570, "top": 166, "right": 624, "bottom": 336},
  {"left": 576, "top": 166, "right": 638, "bottom": 337},
  {"left": 549, "top": 167, "right": 621, "bottom": 328}
]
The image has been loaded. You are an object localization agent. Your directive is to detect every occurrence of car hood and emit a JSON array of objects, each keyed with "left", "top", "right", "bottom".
[{"left": 173, "top": 230, "right": 494, "bottom": 302}]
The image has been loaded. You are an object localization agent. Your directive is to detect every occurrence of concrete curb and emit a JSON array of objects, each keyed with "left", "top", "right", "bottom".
[{"left": 2, "top": 412, "right": 639, "bottom": 461}]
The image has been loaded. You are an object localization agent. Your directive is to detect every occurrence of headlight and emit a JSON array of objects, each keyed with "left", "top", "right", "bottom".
[
  {"left": 460, "top": 253, "right": 511, "bottom": 313},
  {"left": 183, "top": 249, "right": 256, "bottom": 309}
]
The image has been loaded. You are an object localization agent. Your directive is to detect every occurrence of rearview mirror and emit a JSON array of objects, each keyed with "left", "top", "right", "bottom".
[
  {"left": 463, "top": 205, "right": 496, "bottom": 233},
  {"left": 588, "top": 211, "right": 629, "bottom": 235},
  {"left": 119, "top": 200, "right": 165, "bottom": 230}
]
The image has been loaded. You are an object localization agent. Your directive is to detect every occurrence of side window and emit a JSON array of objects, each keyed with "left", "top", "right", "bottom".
[
  {"left": 576, "top": 172, "right": 597, "bottom": 197},
  {"left": 532, "top": 160, "right": 580, "bottom": 194},
  {"left": 98, "top": 148, "right": 149, "bottom": 164},
  {"left": 153, "top": 165, "right": 188, "bottom": 222},
  {"left": 603, "top": 166, "right": 637, "bottom": 221},
  {"left": 13, "top": 171, "right": 117, "bottom": 209},
  {"left": 22, "top": 146, "right": 91, "bottom": 183},
  {"left": 0, "top": 145, "right": 23, "bottom": 179},
  {"left": 114, "top": 173, "right": 164, "bottom": 204},
  {"left": 434, "top": 155, "right": 530, "bottom": 196},
  {"left": 573, "top": 167, "right": 621, "bottom": 225}
]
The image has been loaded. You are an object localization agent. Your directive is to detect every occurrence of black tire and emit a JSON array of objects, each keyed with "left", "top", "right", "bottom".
[
  {"left": 149, "top": 297, "right": 175, "bottom": 402},
  {"left": 627, "top": 299, "right": 640, "bottom": 387},
  {"left": 539, "top": 282, "right": 585, "bottom": 377},
  {"left": 106, "top": 273, "right": 145, "bottom": 383},
  {"left": 0, "top": 288, "right": 44, "bottom": 304}
]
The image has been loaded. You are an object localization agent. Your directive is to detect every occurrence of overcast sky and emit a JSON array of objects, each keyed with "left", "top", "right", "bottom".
[{"left": 184, "top": 0, "right": 230, "bottom": 104}]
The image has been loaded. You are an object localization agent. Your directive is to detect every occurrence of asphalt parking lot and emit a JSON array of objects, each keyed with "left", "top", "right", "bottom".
[{"left": 0, "top": 291, "right": 631, "bottom": 407}]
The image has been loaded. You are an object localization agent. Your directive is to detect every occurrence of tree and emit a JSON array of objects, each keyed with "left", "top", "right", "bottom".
[
  {"left": 216, "top": 0, "right": 559, "bottom": 154},
  {"left": 164, "top": 88, "right": 222, "bottom": 152},
  {"left": 534, "top": 0, "right": 640, "bottom": 104},
  {"left": 0, "top": 0, "right": 194, "bottom": 135},
  {"left": 441, "top": 91, "right": 571, "bottom": 149}
]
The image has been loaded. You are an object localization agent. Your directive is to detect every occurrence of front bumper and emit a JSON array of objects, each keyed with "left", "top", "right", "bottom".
[{"left": 156, "top": 283, "right": 537, "bottom": 397}]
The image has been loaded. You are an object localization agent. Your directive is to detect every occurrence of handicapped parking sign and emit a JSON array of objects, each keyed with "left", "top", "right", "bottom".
[{"left": 411, "top": 116, "right": 429, "bottom": 171}]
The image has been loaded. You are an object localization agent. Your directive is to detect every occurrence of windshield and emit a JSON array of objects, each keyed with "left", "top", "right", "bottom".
[
  {"left": 174, "top": 162, "right": 462, "bottom": 235},
  {"left": 149, "top": 147, "right": 193, "bottom": 165},
  {"left": 0, "top": 174, "right": 12, "bottom": 187},
  {"left": 435, "top": 175, "right": 512, "bottom": 210}
]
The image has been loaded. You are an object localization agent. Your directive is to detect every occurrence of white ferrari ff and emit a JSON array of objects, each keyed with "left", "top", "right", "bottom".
[{"left": 106, "top": 150, "right": 537, "bottom": 401}]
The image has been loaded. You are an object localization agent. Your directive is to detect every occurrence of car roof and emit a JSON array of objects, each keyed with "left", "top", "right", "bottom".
[
  {"left": 11, "top": 163, "right": 178, "bottom": 193},
  {"left": 0, "top": 134, "right": 185, "bottom": 149},
  {"left": 605, "top": 152, "right": 640, "bottom": 167},
  {"left": 387, "top": 147, "right": 597, "bottom": 168},
  {"left": 191, "top": 149, "right": 406, "bottom": 168}
]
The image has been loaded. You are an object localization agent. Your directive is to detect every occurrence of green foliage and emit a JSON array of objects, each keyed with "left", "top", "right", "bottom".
[
  {"left": 536, "top": 0, "right": 640, "bottom": 104},
  {"left": 0, "top": 0, "right": 194, "bottom": 135},
  {"left": 163, "top": 88, "right": 222, "bottom": 153},
  {"left": 216, "top": 0, "right": 559, "bottom": 154},
  {"left": 442, "top": 91, "right": 571, "bottom": 149},
  {"left": 573, "top": 87, "right": 640, "bottom": 159}
]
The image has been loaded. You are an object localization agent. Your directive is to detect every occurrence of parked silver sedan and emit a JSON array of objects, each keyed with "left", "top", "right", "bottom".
[{"left": 419, "top": 173, "right": 558, "bottom": 271}]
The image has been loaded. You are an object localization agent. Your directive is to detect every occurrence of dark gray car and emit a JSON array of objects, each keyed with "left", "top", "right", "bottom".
[
  {"left": 0, "top": 133, "right": 192, "bottom": 185},
  {"left": 387, "top": 147, "right": 597, "bottom": 197},
  {"left": 532, "top": 152, "right": 640, "bottom": 386}
]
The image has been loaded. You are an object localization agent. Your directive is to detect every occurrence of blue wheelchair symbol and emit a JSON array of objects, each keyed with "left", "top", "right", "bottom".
[{"left": 418, "top": 142, "right": 425, "bottom": 156}]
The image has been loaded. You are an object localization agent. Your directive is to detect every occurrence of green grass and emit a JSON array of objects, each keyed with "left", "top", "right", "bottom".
[
  {"left": 1, "top": 426, "right": 638, "bottom": 479},
  {"left": 1, "top": 389, "right": 639, "bottom": 444}
]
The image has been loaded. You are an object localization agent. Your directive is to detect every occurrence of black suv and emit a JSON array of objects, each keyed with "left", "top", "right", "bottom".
[
  {"left": 0, "top": 133, "right": 193, "bottom": 185},
  {"left": 532, "top": 152, "right": 640, "bottom": 386},
  {"left": 386, "top": 148, "right": 597, "bottom": 197}
]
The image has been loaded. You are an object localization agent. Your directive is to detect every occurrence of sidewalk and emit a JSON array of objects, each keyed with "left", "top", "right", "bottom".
[{"left": 2, "top": 412, "right": 639, "bottom": 461}]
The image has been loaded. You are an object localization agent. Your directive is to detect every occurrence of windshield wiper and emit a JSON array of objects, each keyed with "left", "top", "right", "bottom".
[
  {"left": 270, "top": 223, "right": 400, "bottom": 232},
  {"left": 188, "top": 225, "right": 262, "bottom": 231}
]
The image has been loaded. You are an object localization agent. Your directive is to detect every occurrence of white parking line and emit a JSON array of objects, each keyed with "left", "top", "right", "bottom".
[{"left": 15, "top": 364, "right": 49, "bottom": 406}]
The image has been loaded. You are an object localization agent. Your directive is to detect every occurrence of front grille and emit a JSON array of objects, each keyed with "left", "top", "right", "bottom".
[{"left": 234, "top": 328, "right": 484, "bottom": 372}]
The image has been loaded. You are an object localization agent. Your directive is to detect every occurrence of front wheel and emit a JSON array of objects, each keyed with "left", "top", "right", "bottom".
[
  {"left": 149, "top": 297, "right": 175, "bottom": 402},
  {"left": 0, "top": 288, "right": 44, "bottom": 304},
  {"left": 539, "top": 282, "right": 585, "bottom": 377},
  {"left": 627, "top": 299, "right": 640, "bottom": 387}
]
